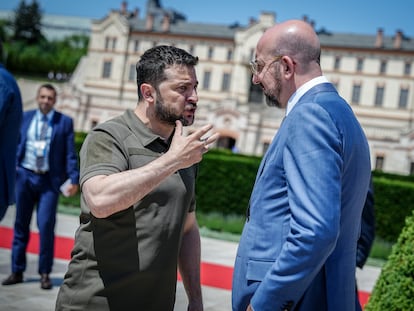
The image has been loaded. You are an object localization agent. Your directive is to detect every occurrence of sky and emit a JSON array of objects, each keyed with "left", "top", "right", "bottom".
[{"left": 0, "top": 0, "right": 413, "bottom": 37}]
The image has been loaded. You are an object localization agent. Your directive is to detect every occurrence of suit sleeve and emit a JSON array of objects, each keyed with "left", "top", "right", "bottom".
[
  {"left": 356, "top": 179, "right": 375, "bottom": 268},
  {"left": 64, "top": 116, "right": 80, "bottom": 184},
  {"left": 251, "top": 103, "right": 343, "bottom": 310}
]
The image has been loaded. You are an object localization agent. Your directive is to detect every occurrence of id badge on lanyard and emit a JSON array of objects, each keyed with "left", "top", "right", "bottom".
[{"left": 34, "top": 140, "right": 47, "bottom": 156}]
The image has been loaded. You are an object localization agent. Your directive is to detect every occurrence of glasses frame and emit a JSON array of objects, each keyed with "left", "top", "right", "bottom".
[{"left": 250, "top": 55, "right": 283, "bottom": 75}]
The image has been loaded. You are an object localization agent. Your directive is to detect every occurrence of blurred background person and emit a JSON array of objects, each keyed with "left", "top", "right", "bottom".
[{"left": 2, "top": 83, "right": 79, "bottom": 290}]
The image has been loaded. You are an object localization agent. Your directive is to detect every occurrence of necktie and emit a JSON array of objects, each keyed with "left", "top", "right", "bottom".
[{"left": 36, "top": 115, "right": 48, "bottom": 170}]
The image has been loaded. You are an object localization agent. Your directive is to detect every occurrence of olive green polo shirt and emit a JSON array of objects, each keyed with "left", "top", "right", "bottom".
[{"left": 56, "top": 109, "right": 197, "bottom": 311}]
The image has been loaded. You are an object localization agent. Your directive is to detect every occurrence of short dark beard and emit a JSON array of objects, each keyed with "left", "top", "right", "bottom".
[{"left": 154, "top": 88, "right": 188, "bottom": 126}]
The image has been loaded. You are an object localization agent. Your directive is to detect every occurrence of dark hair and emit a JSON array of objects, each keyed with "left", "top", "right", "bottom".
[
  {"left": 38, "top": 83, "right": 57, "bottom": 98},
  {"left": 136, "top": 45, "right": 198, "bottom": 100}
]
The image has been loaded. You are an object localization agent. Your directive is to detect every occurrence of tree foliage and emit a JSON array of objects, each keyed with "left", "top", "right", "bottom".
[
  {"left": 4, "top": 34, "right": 89, "bottom": 76},
  {"left": 13, "top": 0, "right": 44, "bottom": 44},
  {"left": 2, "top": 1, "right": 89, "bottom": 76}
]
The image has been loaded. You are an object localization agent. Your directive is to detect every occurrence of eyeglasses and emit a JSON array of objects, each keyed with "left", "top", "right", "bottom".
[{"left": 250, "top": 55, "right": 283, "bottom": 75}]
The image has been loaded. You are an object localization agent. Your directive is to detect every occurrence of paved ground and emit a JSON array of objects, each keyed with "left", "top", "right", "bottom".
[{"left": 0, "top": 206, "right": 381, "bottom": 310}]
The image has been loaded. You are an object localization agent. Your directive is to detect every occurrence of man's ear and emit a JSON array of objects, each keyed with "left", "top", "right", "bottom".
[
  {"left": 281, "top": 55, "right": 295, "bottom": 79},
  {"left": 140, "top": 83, "right": 154, "bottom": 102}
]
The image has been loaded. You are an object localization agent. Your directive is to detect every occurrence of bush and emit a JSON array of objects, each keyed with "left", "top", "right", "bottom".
[
  {"left": 365, "top": 210, "right": 414, "bottom": 310},
  {"left": 196, "top": 149, "right": 261, "bottom": 215},
  {"left": 373, "top": 177, "right": 414, "bottom": 242},
  {"left": 60, "top": 142, "right": 414, "bottom": 246}
]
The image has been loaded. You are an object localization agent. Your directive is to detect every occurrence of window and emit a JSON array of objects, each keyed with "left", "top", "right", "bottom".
[
  {"left": 374, "top": 86, "right": 384, "bottom": 107},
  {"left": 216, "top": 136, "right": 235, "bottom": 150},
  {"left": 262, "top": 142, "right": 270, "bottom": 155},
  {"left": 90, "top": 120, "right": 98, "bottom": 129},
  {"left": 380, "top": 60, "right": 387, "bottom": 74},
  {"left": 356, "top": 58, "right": 364, "bottom": 72},
  {"left": 398, "top": 88, "right": 409, "bottom": 109},
  {"left": 249, "top": 48, "right": 255, "bottom": 61},
  {"left": 351, "top": 84, "right": 361, "bottom": 104},
  {"left": 375, "top": 155, "right": 384, "bottom": 170},
  {"left": 221, "top": 73, "right": 231, "bottom": 91},
  {"left": 203, "top": 71, "right": 211, "bottom": 90},
  {"left": 334, "top": 56, "right": 341, "bottom": 70},
  {"left": 208, "top": 47, "right": 214, "bottom": 60},
  {"left": 105, "top": 37, "right": 117, "bottom": 51},
  {"left": 404, "top": 62, "right": 411, "bottom": 75},
  {"left": 410, "top": 162, "right": 414, "bottom": 175},
  {"left": 248, "top": 78, "right": 263, "bottom": 103},
  {"left": 102, "top": 61, "right": 112, "bottom": 78},
  {"left": 133, "top": 40, "right": 139, "bottom": 52},
  {"left": 189, "top": 45, "right": 195, "bottom": 55},
  {"left": 128, "top": 64, "right": 136, "bottom": 82},
  {"left": 227, "top": 49, "right": 233, "bottom": 61}
]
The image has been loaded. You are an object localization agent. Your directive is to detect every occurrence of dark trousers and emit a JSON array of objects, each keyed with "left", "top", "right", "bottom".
[{"left": 12, "top": 167, "right": 59, "bottom": 274}]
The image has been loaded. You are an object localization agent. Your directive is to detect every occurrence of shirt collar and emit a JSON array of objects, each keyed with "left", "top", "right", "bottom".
[
  {"left": 286, "top": 76, "right": 329, "bottom": 116},
  {"left": 36, "top": 109, "right": 55, "bottom": 122}
]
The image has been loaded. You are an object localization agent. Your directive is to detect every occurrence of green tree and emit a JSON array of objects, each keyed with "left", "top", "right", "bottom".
[
  {"left": 13, "top": 0, "right": 44, "bottom": 44},
  {"left": 0, "top": 19, "right": 10, "bottom": 43}
]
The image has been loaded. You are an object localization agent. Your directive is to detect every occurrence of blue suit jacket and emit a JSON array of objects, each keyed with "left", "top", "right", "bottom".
[
  {"left": 16, "top": 109, "right": 79, "bottom": 192},
  {"left": 0, "top": 64, "right": 22, "bottom": 214},
  {"left": 232, "top": 83, "right": 371, "bottom": 311}
]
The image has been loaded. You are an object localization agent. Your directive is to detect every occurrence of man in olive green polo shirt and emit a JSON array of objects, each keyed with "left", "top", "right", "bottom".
[{"left": 56, "top": 45, "right": 219, "bottom": 311}]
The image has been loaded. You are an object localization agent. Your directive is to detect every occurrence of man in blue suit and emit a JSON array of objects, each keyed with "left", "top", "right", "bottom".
[
  {"left": 2, "top": 84, "right": 79, "bottom": 290},
  {"left": 232, "top": 20, "right": 371, "bottom": 311},
  {"left": 0, "top": 40, "right": 22, "bottom": 220}
]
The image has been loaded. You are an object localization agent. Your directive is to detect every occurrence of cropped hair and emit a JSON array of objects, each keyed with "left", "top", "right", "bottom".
[
  {"left": 38, "top": 83, "right": 57, "bottom": 97},
  {"left": 136, "top": 45, "right": 198, "bottom": 100}
]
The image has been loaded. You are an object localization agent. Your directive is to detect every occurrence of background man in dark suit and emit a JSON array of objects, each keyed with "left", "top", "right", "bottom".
[{"left": 2, "top": 83, "right": 79, "bottom": 290}]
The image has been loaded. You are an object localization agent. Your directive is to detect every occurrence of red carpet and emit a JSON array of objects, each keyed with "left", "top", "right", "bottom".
[{"left": 0, "top": 226, "right": 370, "bottom": 306}]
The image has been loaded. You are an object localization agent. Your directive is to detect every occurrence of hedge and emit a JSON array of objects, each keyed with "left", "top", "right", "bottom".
[
  {"left": 372, "top": 178, "right": 414, "bottom": 242},
  {"left": 60, "top": 140, "right": 414, "bottom": 244},
  {"left": 364, "top": 209, "right": 414, "bottom": 310},
  {"left": 196, "top": 149, "right": 261, "bottom": 215}
]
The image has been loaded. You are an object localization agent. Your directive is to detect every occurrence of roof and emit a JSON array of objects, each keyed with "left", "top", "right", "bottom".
[
  {"left": 1, "top": 9, "right": 413, "bottom": 51},
  {"left": 318, "top": 31, "right": 414, "bottom": 51},
  {"left": 129, "top": 18, "right": 237, "bottom": 39}
]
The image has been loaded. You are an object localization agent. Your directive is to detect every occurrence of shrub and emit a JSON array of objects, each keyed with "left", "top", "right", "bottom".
[
  {"left": 365, "top": 210, "right": 414, "bottom": 310},
  {"left": 373, "top": 178, "right": 414, "bottom": 242},
  {"left": 196, "top": 150, "right": 261, "bottom": 215}
]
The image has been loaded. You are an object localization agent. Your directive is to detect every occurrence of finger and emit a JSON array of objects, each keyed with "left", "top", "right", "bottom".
[
  {"left": 204, "top": 132, "right": 220, "bottom": 145},
  {"left": 192, "top": 124, "right": 213, "bottom": 140},
  {"left": 175, "top": 120, "right": 183, "bottom": 137}
]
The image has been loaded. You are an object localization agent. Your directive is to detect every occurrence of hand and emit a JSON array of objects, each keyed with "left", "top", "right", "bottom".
[
  {"left": 168, "top": 121, "right": 219, "bottom": 169},
  {"left": 66, "top": 184, "right": 79, "bottom": 196},
  {"left": 246, "top": 304, "right": 254, "bottom": 311}
]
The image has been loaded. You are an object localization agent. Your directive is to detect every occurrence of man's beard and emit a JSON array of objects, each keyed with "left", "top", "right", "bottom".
[
  {"left": 154, "top": 90, "right": 189, "bottom": 126},
  {"left": 264, "top": 68, "right": 283, "bottom": 108}
]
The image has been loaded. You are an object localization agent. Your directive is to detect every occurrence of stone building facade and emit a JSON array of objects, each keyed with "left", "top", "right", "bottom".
[{"left": 55, "top": 1, "right": 414, "bottom": 175}]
